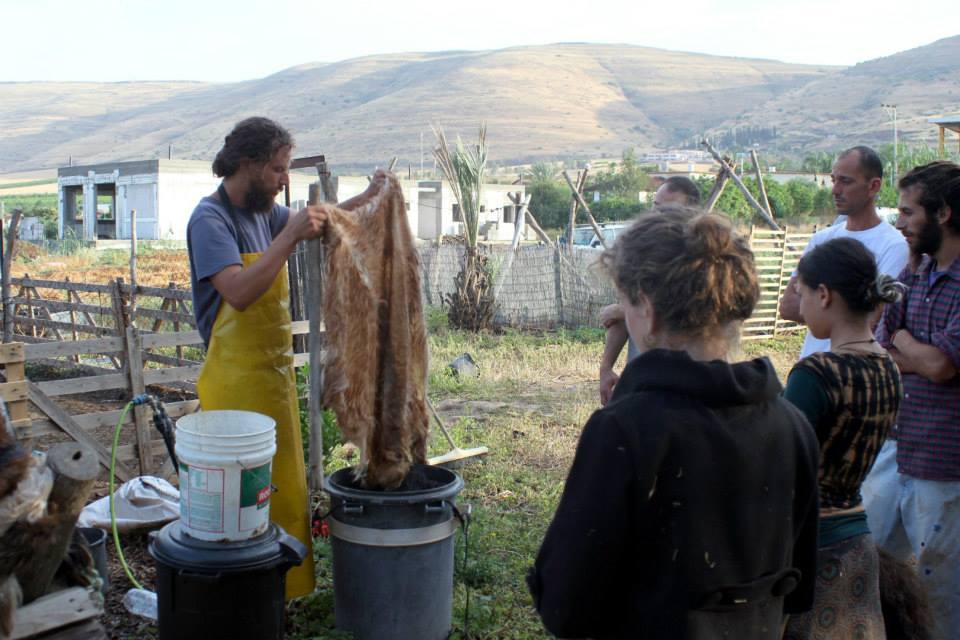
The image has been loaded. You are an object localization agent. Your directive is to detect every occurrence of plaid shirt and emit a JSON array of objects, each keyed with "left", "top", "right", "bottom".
[{"left": 877, "top": 255, "right": 960, "bottom": 480}]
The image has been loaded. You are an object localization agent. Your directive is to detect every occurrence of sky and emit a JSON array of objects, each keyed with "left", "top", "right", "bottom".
[{"left": 2, "top": 0, "right": 957, "bottom": 83}]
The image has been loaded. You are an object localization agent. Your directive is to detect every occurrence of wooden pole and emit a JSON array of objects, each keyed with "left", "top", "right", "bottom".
[
  {"left": 750, "top": 150, "right": 773, "bottom": 217},
  {"left": 306, "top": 157, "right": 336, "bottom": 491},
  {"left": 705, "top": 167, "right": 730, "bottom": 212},
  {"left": 566, "top": 170, "right": 581, "bottom": 246},
  {"left": 562, "top": 170, "right": 608, "bottom": 250},
  {"left": 492, "top": 193, "right": 532, "bottom": 302},
  {"left": 3, "top": 209, "right": 23, "bottom": 343},
  {"left": 129, "top": 208, "right": 137, "bottom": 320},
  {"left": 701, "top": 140, "right": 779, "bottom": 230}
]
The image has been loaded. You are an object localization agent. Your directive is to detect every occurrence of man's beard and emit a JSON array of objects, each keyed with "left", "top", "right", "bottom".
[
  {"left": 913, "top": 214, "right": 943, "bottom": 257},
  {"left": 244, "top": 178, "right": 276, "bottom": 213}
]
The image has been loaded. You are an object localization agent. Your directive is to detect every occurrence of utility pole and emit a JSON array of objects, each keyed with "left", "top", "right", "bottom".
[
  {"left": 881, "top": 104, "right": 898, "bottom": 188},
  {"left": 419, "top": 131, "right": 424, "bottom": 179}
]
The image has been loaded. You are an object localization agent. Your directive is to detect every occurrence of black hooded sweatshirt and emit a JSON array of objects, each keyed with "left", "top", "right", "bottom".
[{"left": 528, "top": 349, "right": 820, "bottom": 639}]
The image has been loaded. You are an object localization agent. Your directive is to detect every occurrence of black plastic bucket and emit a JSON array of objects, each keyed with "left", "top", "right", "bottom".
[
  {"left": 325, "top": 464, "right": 465, "bottom": 640},
  {"left": 77, "top": 527, "right": 109, "bottom": 594},
  {"left": 149, "top": 521, "right": 307, "bottom": 640}
]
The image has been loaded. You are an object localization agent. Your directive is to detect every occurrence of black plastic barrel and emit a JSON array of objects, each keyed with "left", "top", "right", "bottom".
[
  {"left": 325, "top": 464, "right": 465, "bottom": 640},
  {"left": 149, "top": 521, "right": 307, "bottom": 640}
]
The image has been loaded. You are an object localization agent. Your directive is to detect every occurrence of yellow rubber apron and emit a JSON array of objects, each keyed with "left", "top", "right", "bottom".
[{"left": 197, "top": 252, "right": 316, "bottom": 599}]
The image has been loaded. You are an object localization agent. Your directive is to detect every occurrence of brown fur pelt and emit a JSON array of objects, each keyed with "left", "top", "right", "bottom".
[
  {"left": 321, "top": 170, "right": 429, "bottom": 490},
  {"left": 879, "top": 549, "right": 934, "bottom": 640}
]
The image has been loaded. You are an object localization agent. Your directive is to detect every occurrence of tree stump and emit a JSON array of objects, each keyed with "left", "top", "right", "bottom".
[{"left": 12, "top": 443, "right": 98, "bottom": 604}]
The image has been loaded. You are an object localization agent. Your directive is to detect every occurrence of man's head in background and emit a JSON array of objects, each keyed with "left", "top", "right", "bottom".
[
  {"left": 654, "top": 176, "right": 702, "bottom": 207},
  {"left": 896, "top": 160, "right": 960, "bottom": 257},
  {"left": 831, "top": 145, "right": 883, "bottom": 218}
]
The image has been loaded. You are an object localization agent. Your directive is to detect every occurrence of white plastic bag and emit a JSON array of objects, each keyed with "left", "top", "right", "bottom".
[{"left": 78, "top": 476, "right": 179, "bottom": 532}]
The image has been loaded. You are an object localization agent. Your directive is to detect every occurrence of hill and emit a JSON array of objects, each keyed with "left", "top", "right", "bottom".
[
  {"left": 713, "top": 36, "right": 960, "bottom": 150},
  {"left": 0, "top": 43, "right": 833, "bottom": 172}
]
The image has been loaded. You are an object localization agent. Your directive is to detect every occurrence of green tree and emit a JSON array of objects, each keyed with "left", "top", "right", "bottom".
[
  {"left": 527, "top": 180, "right": 570, "bottom": 230},
  {"left": 813, "top": 188, "right": 835, "bottom": 217},
  {"left": 785, "top": 180, "right": 817, "bottom": 216}
]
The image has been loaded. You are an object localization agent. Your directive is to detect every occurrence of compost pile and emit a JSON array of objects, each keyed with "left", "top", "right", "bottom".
[{"left": 321, "top": 171, "right": 429, "bottom": 490}]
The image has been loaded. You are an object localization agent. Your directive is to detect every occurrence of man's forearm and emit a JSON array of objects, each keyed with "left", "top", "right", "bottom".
[
  {"left": 779, "top": 277, "right": 803, "bottom": 324},
  {"left": 601, "top": 322, "right": 629, "bottom": 371},
  {"left": 892, "top": 331, "right": 957, "bottom": 382},
  {"left": 212, "top": 232, "right": 298, "bottom": 310}
]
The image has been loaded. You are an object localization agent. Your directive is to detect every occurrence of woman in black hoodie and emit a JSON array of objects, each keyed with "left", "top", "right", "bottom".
[{"left": 528, "top": 209, "right": 820, "bottom": 639}]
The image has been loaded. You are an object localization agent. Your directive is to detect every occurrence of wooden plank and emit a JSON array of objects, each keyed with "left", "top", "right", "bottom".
[
  {"left": 4, "top": 362, "right": 29, "bottom": 424},
  {"left": 143, "top": 364, "right": 203, "bottom": 385},
  {"left": 292, "top": 320, "right": 309, "bottom": 335},
  {"left": 0, "top": 380, "right": 28, "bottom": 403},
  {"left": 10, "top": 587, "right": 101, "bottom": 640},
  {"left": 140, "top": 330, "right": 202, "bottom": 349},
  {"left": 20, "top": 400, "right": 201, "bottom": 438},
  {"left": 9, "top": 296, "right": 111, "bottom": 317},
  {"left": 24, "top": 337, "right": 125, "bottom": 360},
  {"left": 27, "top": 382, "right": 135, "bottom": 481},
  {"left": 14, "top": 317, "right": 116, "bottom": 337},
  {"left": 0, "top": 342, "right": 24, "bottom": 363},
  {"left": 12, "top": 278, "right": 112, "bottom": 294},
  {"left": 116, "top": 438, "right": 172, "bottom": 460},
  {"left": 133, "top": 306, "right": 195, "bottom": 325},
  {"left": 124, "top": 283, "right": 192, "bottom": 300},
  {"left": 143, "top": 352, "right": 202, "bottom": 368},
  {"left": 125, "top": 327, "right": 152, "bottom": 475},
  {"left": 35, "top": 373, "right": 128, "bottom": 397}
]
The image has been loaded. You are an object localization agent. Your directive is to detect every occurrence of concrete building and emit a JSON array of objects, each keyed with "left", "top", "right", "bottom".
[
  {"left": 57, "top": 159, "right": 526, "bottom": 242},
  {"left": 57, "top": 159, "right": 322, "bottom": 241}
]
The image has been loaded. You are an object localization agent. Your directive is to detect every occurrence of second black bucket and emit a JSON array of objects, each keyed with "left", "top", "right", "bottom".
[{"left": 325, "top": 464, "right": 465, "bottom": 640}]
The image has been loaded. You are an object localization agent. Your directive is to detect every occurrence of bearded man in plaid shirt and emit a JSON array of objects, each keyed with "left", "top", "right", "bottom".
[{"left": 863, "top": 160, "right": 960, "bottom": 640}]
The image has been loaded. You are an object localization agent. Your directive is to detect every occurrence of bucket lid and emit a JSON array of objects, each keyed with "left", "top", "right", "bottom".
[
  {"left": 325, "top": 464, "right": 464, "bottom": 506},
  {"left": 176, "top": 410, "right": 276, "bottom": 438},
  {"left": 149, "top": 521, "right": 306, "bottom": 573}
]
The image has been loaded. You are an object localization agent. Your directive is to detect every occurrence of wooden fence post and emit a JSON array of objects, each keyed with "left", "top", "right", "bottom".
[
  {"left": 125, "top": 325, "right": 152, "bottom": 475},
  {"left": 2, "top": 209, "right": 22, "bottom": 343},
  {"left": 306, "top": 158, "right": 336, "bottom": 491},
  {"left": 129, "top": 208, "right": 138, "bottom": 318}
]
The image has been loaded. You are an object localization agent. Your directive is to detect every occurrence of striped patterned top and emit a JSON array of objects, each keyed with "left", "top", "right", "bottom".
[
  {"left": 877, "top": 255, "right": 960, "bottom": 480},
  {"left": 785, "top": 351, "right": 901, "bottom": 509}
]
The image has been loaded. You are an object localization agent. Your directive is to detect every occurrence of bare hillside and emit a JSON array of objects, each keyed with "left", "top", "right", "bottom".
[
  {"left": 0, "top": 43, "right": 833, "bottom": 171},
  {"left": 713, "top": 36, "right": 960, "bottom": 150}
]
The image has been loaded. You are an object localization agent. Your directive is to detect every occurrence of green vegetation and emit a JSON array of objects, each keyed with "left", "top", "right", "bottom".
[
  {"left": 1, "top": 193, "right": 58, "bottom": 238},
  {"left": 287, "top": 319, "right": 802, "bottom": 638}
]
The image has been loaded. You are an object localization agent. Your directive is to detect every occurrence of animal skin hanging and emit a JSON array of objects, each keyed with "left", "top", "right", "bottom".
[{"left": 321, "top": 171, "right": 429, "bottom": 490}]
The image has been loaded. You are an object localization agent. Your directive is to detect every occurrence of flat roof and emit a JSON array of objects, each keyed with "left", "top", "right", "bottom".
[
  {"left": 58, "top": 159, "right": 211, "bottom": 178},
  {"left": 929, "top": 116, "right": 960, "bottom": 133}
]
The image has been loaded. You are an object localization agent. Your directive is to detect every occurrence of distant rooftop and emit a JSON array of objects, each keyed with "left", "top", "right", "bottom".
[{"left": 930, "top": 115, "right": 960, "bottom": 133}]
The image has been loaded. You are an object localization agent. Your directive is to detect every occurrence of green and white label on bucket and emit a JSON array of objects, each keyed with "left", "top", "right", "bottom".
[
  {"left": 239, "top": 463, "right": 272, "bottom": 530},
  {"left": 179, "top": 463, "right": 225, "bottom": 533}
]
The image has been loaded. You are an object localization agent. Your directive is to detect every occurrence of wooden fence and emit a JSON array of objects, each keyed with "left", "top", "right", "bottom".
[
  {"left": 1, "top": 274, "right": 314, "bottom": 481},
  {"left": 742, "top": 225, "right": 814, "bottom": 340}
]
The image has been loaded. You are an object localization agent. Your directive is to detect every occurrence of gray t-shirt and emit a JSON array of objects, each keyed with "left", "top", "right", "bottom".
[{"left": 187, "top": 195, "right": 290, "bottom": 346}]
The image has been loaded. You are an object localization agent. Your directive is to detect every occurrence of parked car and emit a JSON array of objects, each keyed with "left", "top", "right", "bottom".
[{"left": 560, "top": 222, "right": 630, "bottom": 248}]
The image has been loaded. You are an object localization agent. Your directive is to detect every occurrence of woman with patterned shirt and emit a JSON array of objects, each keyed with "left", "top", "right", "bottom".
[{"left": 783, "top": 237, "right": 904, "bottom": 639}]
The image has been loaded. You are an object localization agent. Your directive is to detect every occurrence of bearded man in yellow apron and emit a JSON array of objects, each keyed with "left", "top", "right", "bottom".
[{"left": 186, "top": 117, "right": 327, "bottom": 599}]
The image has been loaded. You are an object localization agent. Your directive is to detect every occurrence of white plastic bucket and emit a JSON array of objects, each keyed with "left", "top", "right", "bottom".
[{"left": 175, "top": 410, "right": 277, "bottom": 542}]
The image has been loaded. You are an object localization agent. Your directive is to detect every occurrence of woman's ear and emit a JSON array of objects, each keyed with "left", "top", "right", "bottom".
[
  {"left": 637, "top": 292, "right": 657, "bottom": 336},
  {"left": 817, "top": 284, "right": 832, "bottom": 310}
]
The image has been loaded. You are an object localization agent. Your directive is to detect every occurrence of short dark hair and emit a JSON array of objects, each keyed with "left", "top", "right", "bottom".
[
  {"left": 662, "top": 176, "right": 701, "bottom": 205},
  {"left": 898, "top": 160, "right": 960, "bottom": 233},
  {"left": 797, "top": 237, "right": 903, "bottom": 313},
  {"left": 600, "top": 207, "right": 758, "bottom": 337},
  {"left": 212, "top": 117, "right": 293, "bottom": 178},
  {"left": 839, "top": 146, "right": 883, "bottom": 181}
]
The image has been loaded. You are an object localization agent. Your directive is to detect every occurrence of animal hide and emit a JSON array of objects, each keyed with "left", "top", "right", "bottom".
[{"left": 321, "top": 170, "right": 429, "bottom": 490}]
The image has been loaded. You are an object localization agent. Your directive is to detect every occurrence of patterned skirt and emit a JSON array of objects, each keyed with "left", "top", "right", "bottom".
[{"left": 783, "top": 533, "right": 886, "bottom": 640}]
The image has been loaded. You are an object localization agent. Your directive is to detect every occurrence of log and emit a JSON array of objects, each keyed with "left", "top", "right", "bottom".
[
  {"left": 3, "top": 209, "right": 23, "bottom": 343},
  {"left": 700, "top": 140, "right": 779, "bottom": 230},
  {"left": 15, "top": 444, "right": 98, "bottom": 604},
  {"left": 562, "top": 170, "right": 608, "bottom": 250},
  {"left": 750, "top": 149, "right": 773, "bottom": 217},
  {"left": 705, "top": 165, "right": 730, "bottom": 212}
]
